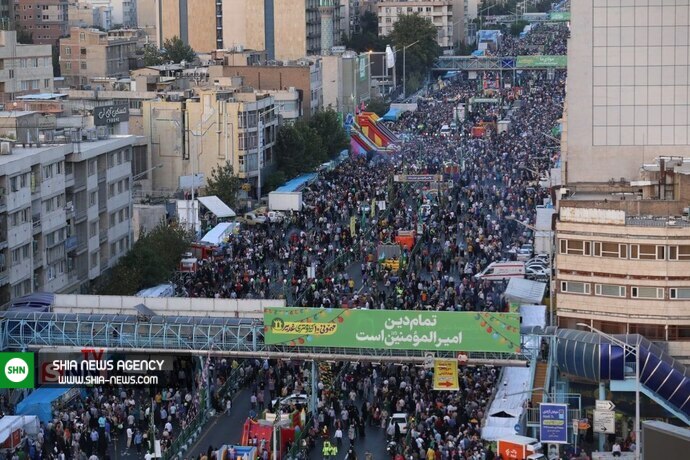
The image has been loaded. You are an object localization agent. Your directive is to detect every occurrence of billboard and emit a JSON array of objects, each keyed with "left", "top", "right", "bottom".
[
  {"left": 540, "top": 403, "right": 569, "bottom": 444},
  {"left": 263, "top": 308, "right": 521, "bottom": 353},
  {"left": 433, "top": 359, "right": 459, "bottom": 390},
  {"left": 516, "top": 56, "right": 567, "bottom": 69},
  {"left": 94, "top": 104, "right": 130, "bottom": 126}
]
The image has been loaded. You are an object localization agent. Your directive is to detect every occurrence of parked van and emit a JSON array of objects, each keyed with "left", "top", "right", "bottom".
[
  {"left": 440, "top": 124, "right": 451, "bottom": 136},
  {"left": 474, "top": 261, "right": 525, "bottom": 281}
]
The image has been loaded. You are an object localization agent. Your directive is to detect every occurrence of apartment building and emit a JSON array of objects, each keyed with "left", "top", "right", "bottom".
[
  {"left": 377, "top": 0, "right": 467, "bottom": 51},
  {"left": 68, "top": 3, "right": 112, "bottom": 30},
  {"left": 322, "top": 52, "right": 372, "bottom": 114},
  {"left": 86, "top": 0, "right": 136, "bottom": 27},
  {"left": 555, "top": 0, "right": 690, "bottom": 363},
  {"left": 59, "top": 27, "right": 138, "bottom": 89},
  {"left": 155, "top": 0, "right": 343, "bottom": 60},
  {"left": 0, "top": 0, "right": 13, "bottom": 30},
  {"left": 143, "top": 91, "right": 278, "bottom": 196},
  {"left": 208, "top": 59, "right": 323, "bottom": 119},
  {"left": 15, "top": 0, "right": 68, "bottom": 45},
  {"left": 0, "top": 125, "right": 134, "bottom": 304},
  {"left": 0, "top": 30, "right": 53, "bottom": 103}
]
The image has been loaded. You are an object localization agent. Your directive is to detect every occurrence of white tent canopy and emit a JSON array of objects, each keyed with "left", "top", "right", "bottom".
[
  {"left": 0, "top": 415, "right": 39, "bottom": 448},
  {"left": 201, "top": 222, "right": 240, "bottom": 245},
  {"left": 197, "top": 195, "right": 236, "bottom": 218},
  {"left": 505, "top": 278, "right": 547, "bottom": 305}
]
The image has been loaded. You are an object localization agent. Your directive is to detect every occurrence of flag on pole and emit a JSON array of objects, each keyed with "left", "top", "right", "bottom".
[{"left": 386, "top": 45, "right": 395, "bottom": 69}]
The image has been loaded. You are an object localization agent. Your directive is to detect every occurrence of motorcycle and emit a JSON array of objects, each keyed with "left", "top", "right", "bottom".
[{"left": 387, "top": 441, "right": 397, "bottom": 458}]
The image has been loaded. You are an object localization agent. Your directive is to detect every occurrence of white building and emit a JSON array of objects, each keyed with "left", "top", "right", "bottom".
[
  {"left": 0, "top": 31, "right": 54, "bottom": 104},
  {"left": 0, "top": 126, "right": 135, "bottom": 304},
  {"left": 84, "top": 0, "right": 136, "bottom": 27}
]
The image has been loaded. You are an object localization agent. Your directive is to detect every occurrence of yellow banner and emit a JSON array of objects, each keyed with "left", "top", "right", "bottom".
[
  {"left": 350, "top": 216, "right": 356, "bottom": 235},
  {"left": 433, "top": 359, "right": 459, "bottom": 391}
]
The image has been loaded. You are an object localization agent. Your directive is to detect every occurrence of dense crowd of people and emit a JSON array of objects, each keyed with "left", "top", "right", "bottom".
[{"left": 4, "top": 13, "right": 579, "bottom": 460}]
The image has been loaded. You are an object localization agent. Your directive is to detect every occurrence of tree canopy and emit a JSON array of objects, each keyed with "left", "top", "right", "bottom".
[
  {"left": 96, "top": 222, "right": 191, "bottom": 295},
  {"left": 205, "top": 161, "right": 242, "bottom": 209},
  {"left": 162, "top": 36, "right": 196, "bottom": 63},
  {"left": 142, "top": 44, "right": 164, "bottom": 66},
  {"left": 309, "top": 109, "right": 349, "bottom": 158},
  {"left": 389, "top": 14, "right": 441, "bottom": 95},
  {"left": 344, "top": 11, "right": 389, "bottom": 53}
]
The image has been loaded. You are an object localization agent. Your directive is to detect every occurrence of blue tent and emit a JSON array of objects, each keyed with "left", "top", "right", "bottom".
[
  {"left": 16, "top": 387, "right": 71, "bottom": 423},
  {"left": 382, "top": 107, "right": 401, "bottom": 121}
]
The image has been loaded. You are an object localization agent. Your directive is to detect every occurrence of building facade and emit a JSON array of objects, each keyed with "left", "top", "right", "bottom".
[
  {"left": 377, "top": 0, "right": 466, "bottom": 51},
  {"left": 143, "top": 91, "right": 278, "bottom": 196},
  {"left": 0, "top": 132, "right": 134, "bottom": 304},
  {"left": 208, "top": 60, "right": 323, "bottom": 119},
  {"left": 86, "top": 0, "right": 136, "bottom": 27},
  {"left": 565, "top": 0, "right": 690, "bottom": 185},
  {"left": 322, "top": 52, "right": 372, "bottom": 114},
  {"left": 0, "top": 30, "right": 53, "bottom": 103},
  {"left": 59, "top": 27, "right": 138, "bottom": 88},
  {"left": 15, "top": 0, "right": 68, "bottom": 45}
]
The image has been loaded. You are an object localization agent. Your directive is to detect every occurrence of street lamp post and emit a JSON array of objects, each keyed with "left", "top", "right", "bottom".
[
  {"left": 576, "top": 323, "right": 641, "bottom": 460},
  {"left": 401, "top": 40, "right": 420, "bottom": 100}
]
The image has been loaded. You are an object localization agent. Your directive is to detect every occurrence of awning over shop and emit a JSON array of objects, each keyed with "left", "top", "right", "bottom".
[
  {"left": 382, "top": 107, "right": 401, "bottom": 121},
  {"left": 505, "top": 278, "right": 547, "bottom": 305},
  {"left": 197, "top": 195, "right": 236, "bottom": 218}
]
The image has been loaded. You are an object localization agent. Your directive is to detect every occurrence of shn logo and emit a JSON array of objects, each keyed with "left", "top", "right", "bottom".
[{"left": 0, "top": 352, "right": 34, "bottom": 389}]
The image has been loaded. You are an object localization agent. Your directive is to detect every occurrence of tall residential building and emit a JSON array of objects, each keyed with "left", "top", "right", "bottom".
[
  {"left": 142, "top": 90, "right": 278, "bottom": 196},
  {"left": 154, "top": 0, "right": 343, "bottom": 60},
  {"left": 84, "top": 0, "right": 136, "bottom": 27},
  {"left": 556, "top": 0, "right": 690, "bottom": 361},
  {"left": 14, "top": 0, "right": 68, "bottom": 45},
  {"left": 0, "top": 120, "right": 134, "bottom": 304},
  {"left": 377, "top": 0, "right": 467, "bottom": 51},
  {"left": 0, "top": 0, "right": 14, "bottom": 30},
  {"left": 59, "top": 27, "right": 138, "bottom": 88},
  {"left": 0, "top": 30, "right": 53, "bottom": 103},
  {"left": 135, "top": 0, "right": 157, "bottom": 44}
]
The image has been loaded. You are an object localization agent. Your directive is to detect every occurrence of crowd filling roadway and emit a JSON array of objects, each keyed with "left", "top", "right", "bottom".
[{"left": 0, "top": 22, "right": 604, "bottom": 460}]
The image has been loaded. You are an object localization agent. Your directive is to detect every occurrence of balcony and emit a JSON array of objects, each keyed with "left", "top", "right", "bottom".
[
  {"left": 32, "top": 215, "right": 41, "bottom": 234},
  {"left": 99, "top": 228, "right": 108, "bottom": 242},
  {"left": 65, "top": 236, "right": 78, "bottom": 252},
  {"left": 0, "top": 268, "right": 8, "bottom": 286}
]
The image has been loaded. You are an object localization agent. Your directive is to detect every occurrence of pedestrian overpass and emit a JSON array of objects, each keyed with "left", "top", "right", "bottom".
[{"left": 433, "top": 55, "right": 567, "bottom": 72}]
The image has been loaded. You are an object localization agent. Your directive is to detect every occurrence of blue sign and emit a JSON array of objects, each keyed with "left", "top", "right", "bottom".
[
  {"left": 514, "top": 423, "right": 521, "bottom": 433},
  {"left": 501, "top": 58, "right": 516, "bottom": 69},
  {"left": 540, "top": 403, "right": 568, "bottom": 444}
]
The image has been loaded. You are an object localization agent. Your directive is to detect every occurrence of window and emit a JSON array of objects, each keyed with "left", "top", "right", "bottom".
[
  {"left": 89, "top": 191, "right": 96, "bottom": 206},
  {"left": 80, "top": 61, "right": 87, "bottom": 70},
  {"left": 657, "top": 245, "right": 666, "bottom": 260},
  {"left": 90, "top": 251, "right": 98, "bottom": 268},
  {"left": 668, "top": 246, "right": 678, "bottom": 260},
  {"left": 629, "top": 244, "right": 657, "bottom": 260},
  {"left": 108, "top": 183, "right": 115, "bottom": 198},
  {"left": 89, "top": 221, "right": 97, "bottom": 238},
  {"left": 561, "top": 281, "right": 591, "bottom": 295},
  {"left": 669, "top": 288, "right": 690, "bottom": 300},
  {"left": 600, "top": 242, "right": 624, "bottom": 258},
  {"left": 595, "top": 284, "right": 626, "bottom": 297},
  {"left": 631, "top": 286, "right": 664, "bottom": 299},
  {"left": 43, "top": 164, "right": 52, "bottom": 179},
  {"left": 88, "top": 160, "right": 96, "bottom": 176},
  {"left": 678, "top": 246, "right": 690, "bottom": 260},
  {"left": 560, "top": 239, "right": 591, "bottom": 256}
]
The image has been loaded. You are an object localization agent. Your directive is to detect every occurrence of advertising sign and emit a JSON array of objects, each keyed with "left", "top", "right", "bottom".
[
  {"left": 263, "top": 308, "right": 522, "bottom": 352},
  {"left": 516, "top": 56, "right": 567, "bottom": 69},
  {"left": 94, "top": 104, "right": 130, "bottom": 126},
  {"left": 433, "top": 359, "right": 459, "bottom": 391},
  {"left": 540, "top": 403, "right": 569, "bottom": 444},
  {"left": 497, "top": 439, "right": 526, "bottom": 460},
  {"left": 359, "top": 55, "right": 367, "bottom": 81},
  {"left": 549, "top": 12, "right": 571, "bottom": 21}
]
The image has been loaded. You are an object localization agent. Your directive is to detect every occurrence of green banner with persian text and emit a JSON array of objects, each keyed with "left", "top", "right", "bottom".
[
  {"left": 549, "top": 12, "right": 571, "bottom": 21},
  {"left": 263, "top": 307, "right": 521, "bottom": 353},
  {"left": 516, "top": 55, "right": 567, "bottom": 69}
]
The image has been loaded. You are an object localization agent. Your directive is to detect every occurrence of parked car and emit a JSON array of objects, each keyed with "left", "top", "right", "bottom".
[
  {"left": 265, "top": 211, "right": 285, "bottom": 223},
  {"left": 241, "top": 212, "right": 267, "bottom": 226},
  {"left": 271, "top": 394, "right": 309, "bottom": 411},
  {"left": 387, "top": 413, "right": 409, "bottom": 438}
]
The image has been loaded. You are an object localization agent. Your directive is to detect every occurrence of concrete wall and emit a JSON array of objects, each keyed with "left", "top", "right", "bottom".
[
  {"left": 274, "top": 0, "right": 308, "bottom": 60},
  {"left": 132, "top": 204, "right": 166, "bottom": 241}
]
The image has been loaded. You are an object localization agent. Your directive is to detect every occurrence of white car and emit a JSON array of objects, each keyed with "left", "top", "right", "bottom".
[
  {"left": 388, "top": 413, "right": 409, "bottom": 436},
  {"left": 265, "top": 211, "right": 285, "bottom": 223},
  {"left": 242, "top": 212, "right": 267, "bottom": 226},
  {"left": 271, "top": 394, "right": 308, "bottom": 411}
]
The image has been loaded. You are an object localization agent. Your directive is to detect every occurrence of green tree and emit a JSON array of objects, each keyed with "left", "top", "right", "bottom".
[
  {"left": 309, "top": 109, "right": 349, "bottom": 159},
  {"left": 510, "top": 20, "right": 529, "bottom": 36},
  {"left": 296, "top": 121, "right": 326, "bottom": 169},
  {"left": 344, "top": 11, "right": 389, "bottom": 52},
  {"left": 205, "top": 161, "right": 242, "bottom": 209},
  {"left": 365, "top": 97, "right": 390, "bottom": 117},
  {"left": 274, "top": 124, "right": 306, "bottom": 179},
  {"left": 96, "top": 222, "right": 192, "bottom": 295},
  {"left": 389, "top": 14, "right": 441, "bottom": 94},
  {"left": 162, "top": 36, "right": 196, "bottom": 63},
  {"left": 142, "top": 44, "right": 164, "bottom": 66},
  {"left": 264, "top": 170, "right": 287, "bottom": 193}
]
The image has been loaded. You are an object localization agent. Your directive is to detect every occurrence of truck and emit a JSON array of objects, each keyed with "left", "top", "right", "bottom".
[{"left": 268, "top": 191, "right": 303, "bottom": 212}]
